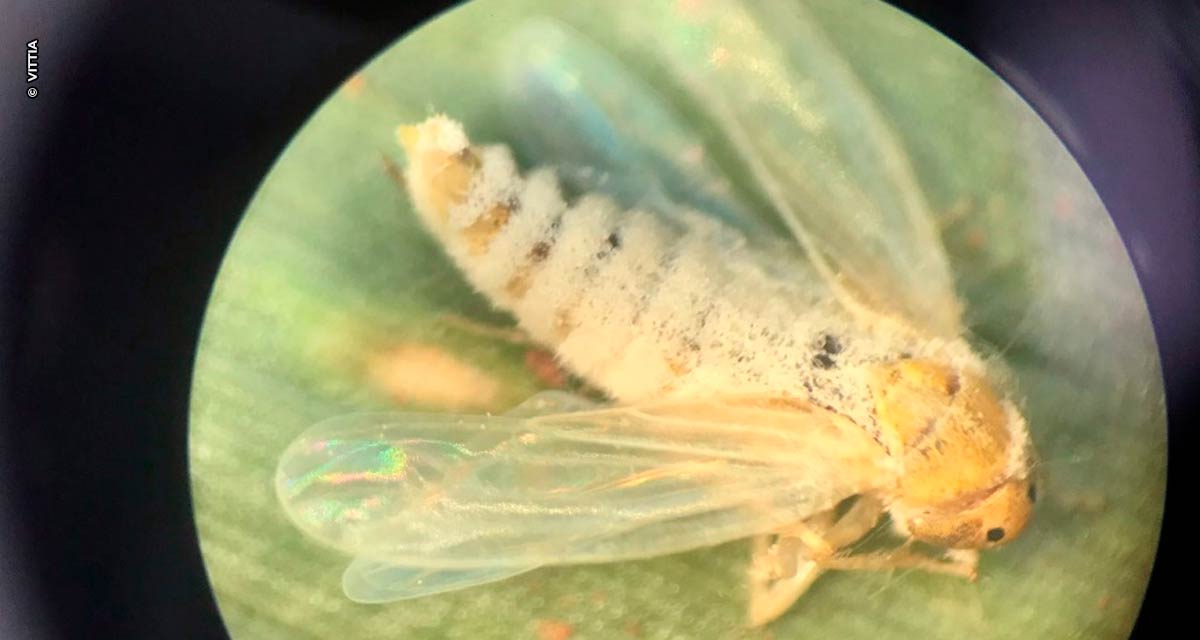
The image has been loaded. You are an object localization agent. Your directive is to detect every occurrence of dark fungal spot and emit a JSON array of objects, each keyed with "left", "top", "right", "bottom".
[
  {"left": 594, "top": 232, "right": 622, "bottom": 259},
  {"left": 986, "top": 527, "right": 1005, "bottom": 542},
  {"left": 454, "top": 147, "right": 481, "bottom": 168},
  {"left": 812, "top": 353, "right": 835, "bottom": 369},
  {"left": 529, "top": 241, "right": 551, "bottom": 262},
  {"left": 820, "top": 334, "right": 843, "bottom": 354},
  {"left": 946, "top": 372, "right": 961, "bottom": 396},
  {"left": 1027, "top": 483, "right": 1038, "bottom": 503}
]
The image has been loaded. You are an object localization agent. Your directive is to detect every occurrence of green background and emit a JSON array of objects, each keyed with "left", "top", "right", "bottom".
[{"left": 189, "top": 1, "right": 1165, "bottom": 638}]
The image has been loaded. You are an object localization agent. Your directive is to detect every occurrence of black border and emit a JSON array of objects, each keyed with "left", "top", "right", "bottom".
[{"left": 1, "top": 1, "right": 1187, "bottom": 637}]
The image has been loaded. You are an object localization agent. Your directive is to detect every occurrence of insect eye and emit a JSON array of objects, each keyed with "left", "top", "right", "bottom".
[
  {"left": 1027, "top": 483, "right": 1038, "bottom": 503},
  {"left": 986, "top": 527, "right": 1005, "bottom": 542}
]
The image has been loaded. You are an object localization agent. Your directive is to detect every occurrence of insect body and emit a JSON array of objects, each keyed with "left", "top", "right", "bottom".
[
  {"left": 400, "top": 116, "right": 1035, "bottom": 550},
  {"left": 275, "top": 115, "right": 1035, "bottom": 626}
]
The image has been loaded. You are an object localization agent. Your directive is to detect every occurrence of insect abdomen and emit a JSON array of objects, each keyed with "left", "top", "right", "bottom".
[
  {"left": 399, "top": 117, "right": 887, "bottom": 407},
  {"left": 400, "top": 119, "right": 695, "bottom": 368}
]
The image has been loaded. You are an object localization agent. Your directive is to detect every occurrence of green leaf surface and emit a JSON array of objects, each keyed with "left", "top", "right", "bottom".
[{"left": 190, "top": 1, "right": 1164, "bottom": 638}]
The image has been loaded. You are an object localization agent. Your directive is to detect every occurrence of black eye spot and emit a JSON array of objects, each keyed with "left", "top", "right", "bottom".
[
  {"left": 986, "top": 527, "right": 1005, "bottom": 542},
  {"left": 606, "top": 232, "right": 621, "bottom": 249},
  {"left": 1027, "top": 483, "right": 1038, "bottom": 503}
]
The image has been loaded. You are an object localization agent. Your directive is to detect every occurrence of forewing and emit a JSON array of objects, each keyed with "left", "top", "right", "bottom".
[
  {"left": 497, "top": 19, "right": 766, "bottom": 234},
  {"left": 341, "top": 557, "right": 534, "bottom": 603},
  {"left": 615, "top": 1, "right": 964, "bottom": 336},
  {"left": 276, "top": 394, "right": 891, "bottom": 571}
]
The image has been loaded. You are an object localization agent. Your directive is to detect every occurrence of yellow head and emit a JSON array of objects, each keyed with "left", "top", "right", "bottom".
[{"left": 869, "top": 359, "right": 1036, "bottom": 549}]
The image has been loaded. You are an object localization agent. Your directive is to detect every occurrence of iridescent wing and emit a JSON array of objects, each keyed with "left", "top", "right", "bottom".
[
  {"left": 497, "top": 19, "right": 771, "bottom": 235},
  {"left": 502, "top": 3, "right": 958, "bottom": 337},
  {"left": 623, "top": 0, "right": 963, "bottom": 335},
  {"left": 341, "top": 558, "right": 533, "bottom": 603},
  {"left": 276, "top": 393, "right": 893, "bottom": 601}
]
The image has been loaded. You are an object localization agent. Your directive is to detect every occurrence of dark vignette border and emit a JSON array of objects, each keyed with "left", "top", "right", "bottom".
[{"left": 0, "top": 1, "right": 1190, "bottom": 638}]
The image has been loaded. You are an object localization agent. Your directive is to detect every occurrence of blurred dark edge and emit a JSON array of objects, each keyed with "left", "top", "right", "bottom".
[{"left": 0, "top": 0, "right": 1189, "bottom": 638}]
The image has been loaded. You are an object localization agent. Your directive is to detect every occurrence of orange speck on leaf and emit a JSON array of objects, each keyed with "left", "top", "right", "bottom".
[
  {"left": 965, "top": 227, "right": 987, "bottom": 250},
  {"left": 536, "top": 619, "right": 574, "bottom": 640},
  {"left": 680, "top": 144, "right": 706, "bottom": 166},
  {"left": 342, "top": 74, "right": 366, "bottom": 97},
  {"left": 1054, "top": 190, "right": 1074, "bottom": 219}
]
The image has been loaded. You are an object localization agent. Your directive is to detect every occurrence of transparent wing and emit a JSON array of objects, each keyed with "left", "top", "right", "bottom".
[
  {"left": 341, "top": 557, "right": 534, "bottom": 603},
  {"left": 497, "top": 19, "right": 770, "bottom": 234},
  {"left": 276, "top": 392, "right": 891, "bottom": 572},
  {"left": 610, "top": 1, "right": 964, "bottom": 336}
]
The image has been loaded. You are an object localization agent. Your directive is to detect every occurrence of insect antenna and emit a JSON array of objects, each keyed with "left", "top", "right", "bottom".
[
  {"left": 437, "top": 313, "right": 530, "bottom": 345},
  {"left": 381, "top": 153, "right": 406, "bottom": 187}
]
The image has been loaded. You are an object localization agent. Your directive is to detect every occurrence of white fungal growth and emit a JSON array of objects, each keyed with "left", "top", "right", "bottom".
[{"left": 399, "top": 116, "right": 989, "bottom": 433}]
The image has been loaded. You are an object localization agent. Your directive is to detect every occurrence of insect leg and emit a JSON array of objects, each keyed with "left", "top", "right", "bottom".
[
  {"left": 381, "top": 153, "right": 406, "bottom": 187},
  {"left": 746, "top": 497, "right": 885, "bottom": 626},
  {"left": 822, "top": 495, "right": 887, "bottom": 548},
  {"left": 795, "top": 496, "right": 978, "bottom": 581},
  {"left": 438, "top": 313, "right": 533, "bottom": 345},
  {"left": 747, "top": 538, "right": 825, "bottom": 627},
  {"left": 771, "top": 515, "right": 839, "bottom": 560},
  {"left": 940, "top": 548, "right": 981, "bottom": 580},
  {"left": 819, "top": 548, "right": 978, "bottom": 580},
  {"left": 771, "top": 495, "right": 886, "bottom": 567},
  {"left": 748, "top": 510, "right": 837, "bottom": 581}
]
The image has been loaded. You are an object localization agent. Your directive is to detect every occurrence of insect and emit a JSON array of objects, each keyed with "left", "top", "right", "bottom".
[{"left": 276, "top": 11, "right": 1037, "bottom": 627}]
